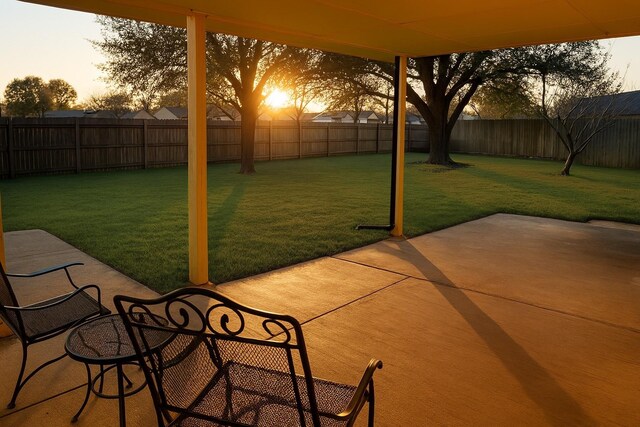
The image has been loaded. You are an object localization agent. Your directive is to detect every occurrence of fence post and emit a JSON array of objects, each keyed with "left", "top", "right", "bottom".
[
  {"left": 356, "top": 124, "right": 360, "bottom": 155},
  {"left": 143, "top": 120, "right": 149, "bottom": 169},
  {"left": 75, "top": 119, "right": 81, "bottom": 173},
  {"left": 269, "top": 121, "right": 273, "bottom": 161},
  {"left": 7, "top": 118, "right": 15, "bottom": 179},
  {"left": 376, "top": 122, "right": 380, "bottom": 153},
  {"left": 326, "top": 125, "right": 330, "bottom": 156},
  {"left": 407, "top": 124, "right": 412, "bottom": 151},
  {"left": 298, "top": 121, "right": 303, "bottom": 159}
]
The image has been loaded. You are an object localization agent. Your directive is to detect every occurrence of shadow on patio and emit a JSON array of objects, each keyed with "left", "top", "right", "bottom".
[{"left": 1, "top": 213, "right": 639, "bottom": 426}]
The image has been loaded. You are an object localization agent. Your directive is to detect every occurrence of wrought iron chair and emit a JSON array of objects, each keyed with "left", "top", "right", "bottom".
[
  {"left": 0, "top": 261, "right": 110, "bottom": 408},
  {"left": 114, "top": 287, "right": 383, "bottom": 426}
]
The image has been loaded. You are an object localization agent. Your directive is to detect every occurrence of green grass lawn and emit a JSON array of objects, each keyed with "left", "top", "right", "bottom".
[{"left": 1, "top": 153, "right": 638, "bottom": 293}]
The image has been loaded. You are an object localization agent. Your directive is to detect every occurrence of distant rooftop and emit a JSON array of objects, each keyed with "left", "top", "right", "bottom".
[{"left": 576, "top": 90, "right": 640, "bottom": 116}]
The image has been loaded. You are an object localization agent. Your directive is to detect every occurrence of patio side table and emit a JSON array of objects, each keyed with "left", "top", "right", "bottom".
[{"left": 65, "top": 313, "right": 170, "bottom": 427}]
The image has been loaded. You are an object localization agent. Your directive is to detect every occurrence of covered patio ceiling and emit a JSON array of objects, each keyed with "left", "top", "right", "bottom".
[{"left": 20, "top": 0, "right": 640, "bottom": 61}]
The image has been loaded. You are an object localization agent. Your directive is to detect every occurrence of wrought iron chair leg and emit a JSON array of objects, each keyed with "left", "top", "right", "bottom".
[
  {"left": 368, "top": 380, "right": 375, "bottom": 427},
  {"left": 7, "top": 343, "right": 28, "bottom": 409},
  {"left": 8, "top": 344, "right": 68, "bottom": 409},
  {"left": 72, "top": 364, "right": 92, "bottom": 422}
]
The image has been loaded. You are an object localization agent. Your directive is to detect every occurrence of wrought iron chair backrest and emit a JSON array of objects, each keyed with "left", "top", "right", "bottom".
[
  {"left": 0, "top": 262, "right": 24, "bottom": 337},
  {"left": 115, "top": 287, "right": 323, "bottom": 426}
]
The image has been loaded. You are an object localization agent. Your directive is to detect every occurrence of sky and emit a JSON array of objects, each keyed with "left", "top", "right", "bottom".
[{"left": 1, "top": 0, "right": 640, "bottom": 105}]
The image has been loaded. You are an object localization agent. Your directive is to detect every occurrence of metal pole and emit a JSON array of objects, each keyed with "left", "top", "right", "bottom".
[{"left": 356, "top": 55, "right": 406, "bottom": 231}]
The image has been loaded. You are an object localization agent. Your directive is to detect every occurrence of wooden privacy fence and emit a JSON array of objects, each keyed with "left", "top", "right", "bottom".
[
  {"left": 0, "top": 117, "right": 638, "bottom": 177},
  {"left": 0, "top": 118, "right": 427, "bottom": 178},
  {"left": 410, "top": 118, "right": 640, "bottom": 169}
]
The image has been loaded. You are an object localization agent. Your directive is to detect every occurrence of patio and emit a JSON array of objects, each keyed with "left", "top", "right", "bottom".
[{"left": 0, "top": 213, "right": 638, "bottom": 425}]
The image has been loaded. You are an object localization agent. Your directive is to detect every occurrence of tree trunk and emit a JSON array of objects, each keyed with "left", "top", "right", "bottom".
[
  {"left": 560, "top": 151, "right": 577, "bottom": 176},
  {"left": 239, "top": 109, "right": 257, "bottom": 174},
  {"left": 427, "top": 124, "right": 454, "bottom": 165}
]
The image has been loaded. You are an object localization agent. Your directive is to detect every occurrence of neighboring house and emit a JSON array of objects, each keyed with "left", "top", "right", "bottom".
[
  {"left": 300, "top": 112, "right": 321, "bottom": 122},
  {"left": 44, "top": 110, "right": 88, "bottom": 118},
  {"left": 208, "top": 105, "right": 240, "bottom": 121},
  {"left": 260, "top": 107, "right": 324, "bottom": 121},
  {"left": 459, "top": 113, "right": 479, "bottom": 120},
  {"left": 122, "top": 110, "right": 155, "bottom": 120},
  {"left": 154, "top": 106, "right": 188, "bottom": 120},
  {"left": 260, "top": 108, "right": 296, "bottom": 121},
  {"left": 574, "top": 90, "right": 640, "bottom": 117},
  {"left": 312, "top": 111, "right": 353, "bottom": 123},
  {"left": 312, "top": 111, "right": 382, "bottom": 124},
  {"left": 387, "top": 113, "right": 426, "bottom": 125},
  {"left": 87, "top": 110, "right": 119, "bottom": 119},
  {"left": 43, "top": 110, "right": 122, "bottom": 119},
  {"left": 358, "top": 111, "right": 382, "bottom": 123}
]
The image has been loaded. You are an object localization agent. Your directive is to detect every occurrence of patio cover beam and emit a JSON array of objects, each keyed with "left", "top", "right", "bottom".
[
  {"left": 19, "top": 1, "right": 640, "bottom": 62},
  {"left": 187, "top": 13, "right": 208, "bottom": 285}
]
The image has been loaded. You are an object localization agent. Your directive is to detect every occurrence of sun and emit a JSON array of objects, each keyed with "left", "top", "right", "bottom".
[{"left": 265, "top": 89, "right": 290, "bottom": 108}]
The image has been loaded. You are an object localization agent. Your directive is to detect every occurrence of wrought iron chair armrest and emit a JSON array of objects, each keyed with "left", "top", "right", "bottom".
[
  {"left": 6, "top": 262, "right": 85, "bottom": 289},
  {"left": 4, "top": 284, "right": 103, "bottom": 312},
  {"left": 334, "top": 358, "right": 383, "bottom": 421}
]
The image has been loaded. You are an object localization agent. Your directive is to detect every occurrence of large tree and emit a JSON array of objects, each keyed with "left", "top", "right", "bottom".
[
  {"left": 320, "top": 52, "right": 512, "bottom": 164},
  {"left": 48, "top": 79, "right": 78, "bottom": 110},
  {"left": 95, "top": 16, "right": 308, "bottom": 174},
  {"left": 86, "top": 91, "right": 132, "bottom": 118},
  {"left": 319, "top": 54, "right": 389, "bottom": 124},
  {"left": 283, "top": 50, "right": 325, "bottom": 122},
  {"left": 4, "top": 76, "right": 52, "bottom": 117},
  {"left": 324, "top": 43, "right": 615, "bottom": 165},
  {"left": 468, "top": 78, "right": 536, "bottom": 119},
  {"left": 206, "top": 35, "right": 306, "bottom": 173}
]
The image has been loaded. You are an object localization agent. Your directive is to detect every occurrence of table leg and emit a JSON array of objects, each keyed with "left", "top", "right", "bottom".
[
  {"left": 116, "top": 364, "right": 126, "bottom": 427},
  {"left": 72, "top": 364, "right": 92, "bottom": 423},
  {"left": 98, "top": 364, "right": 105, "bottom": 393},
  {"left": 122, "top": 370, "right": 133, "bottom": 389}
]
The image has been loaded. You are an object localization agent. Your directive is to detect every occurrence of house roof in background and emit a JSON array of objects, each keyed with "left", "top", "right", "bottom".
[
  {"left": 122, "top": 109, "right": 156, "bottom": 119},
  {"left": 315, "top": 110, "right": 382, "bottom": 120},
  {"left": 21, "top": 0, "right": 640, "bottom": 62},
  {"left": 300, "top": 112, "right": 321, "bottom": 121},
  {"left": 43, "top": 110, "right": 88, "bottom": 118},
  {"left": 163, "top": 106, "right": 188, "bottom": 117},
  {"left": 576, "top": 90, "right": 640, "bottom": 116}
]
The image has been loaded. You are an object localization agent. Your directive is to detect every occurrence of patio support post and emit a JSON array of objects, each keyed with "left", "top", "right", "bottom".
[
  {"left": 187, "top": 13, "right": 209, "bottom": 285},
  {"left": 390, "top": 56, "right": 407, "bottom": 237},
  {"left": 0, "top": 195, "right": 11, "bottom": 337},
  {"left": 0, "top": 195, "right": 5, "bottom": 269}
]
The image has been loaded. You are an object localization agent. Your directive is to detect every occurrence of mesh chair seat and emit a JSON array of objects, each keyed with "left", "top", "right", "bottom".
[
  {"left": 177, "top": 361, "right": 357, "bottom": 427},
  {"left": 8, "top": 288, "right": 108, "bottom": 341}
]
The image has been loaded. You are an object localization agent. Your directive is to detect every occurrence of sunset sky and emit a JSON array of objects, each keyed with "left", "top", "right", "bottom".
[{"left": 1, "top": 0, "right": 639, "bottom": 106}]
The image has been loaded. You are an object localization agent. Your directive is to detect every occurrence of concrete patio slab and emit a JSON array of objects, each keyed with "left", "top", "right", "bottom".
[
  {"left": 335, "top": 214, "right": 640, "bottom": 332},
  {"left": 215, "top": 256, "right": 405, "bottom": 324},
  {"left": 301, "top": 277, "right": 640, "bottom": 426},
  {"left": 1, "top": 214, "right": 639, "bottom": 426}
]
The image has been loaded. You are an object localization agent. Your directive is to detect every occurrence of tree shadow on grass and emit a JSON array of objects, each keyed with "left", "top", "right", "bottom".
[
  {"left": 461, "top": 166, "right": 598, "bottom": 203},
  {"left": 209, "top": 182, "right": 246, "bottom": 245},
  {"left": 370, "top": 239, "right": 597, "bottom": 426}
]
